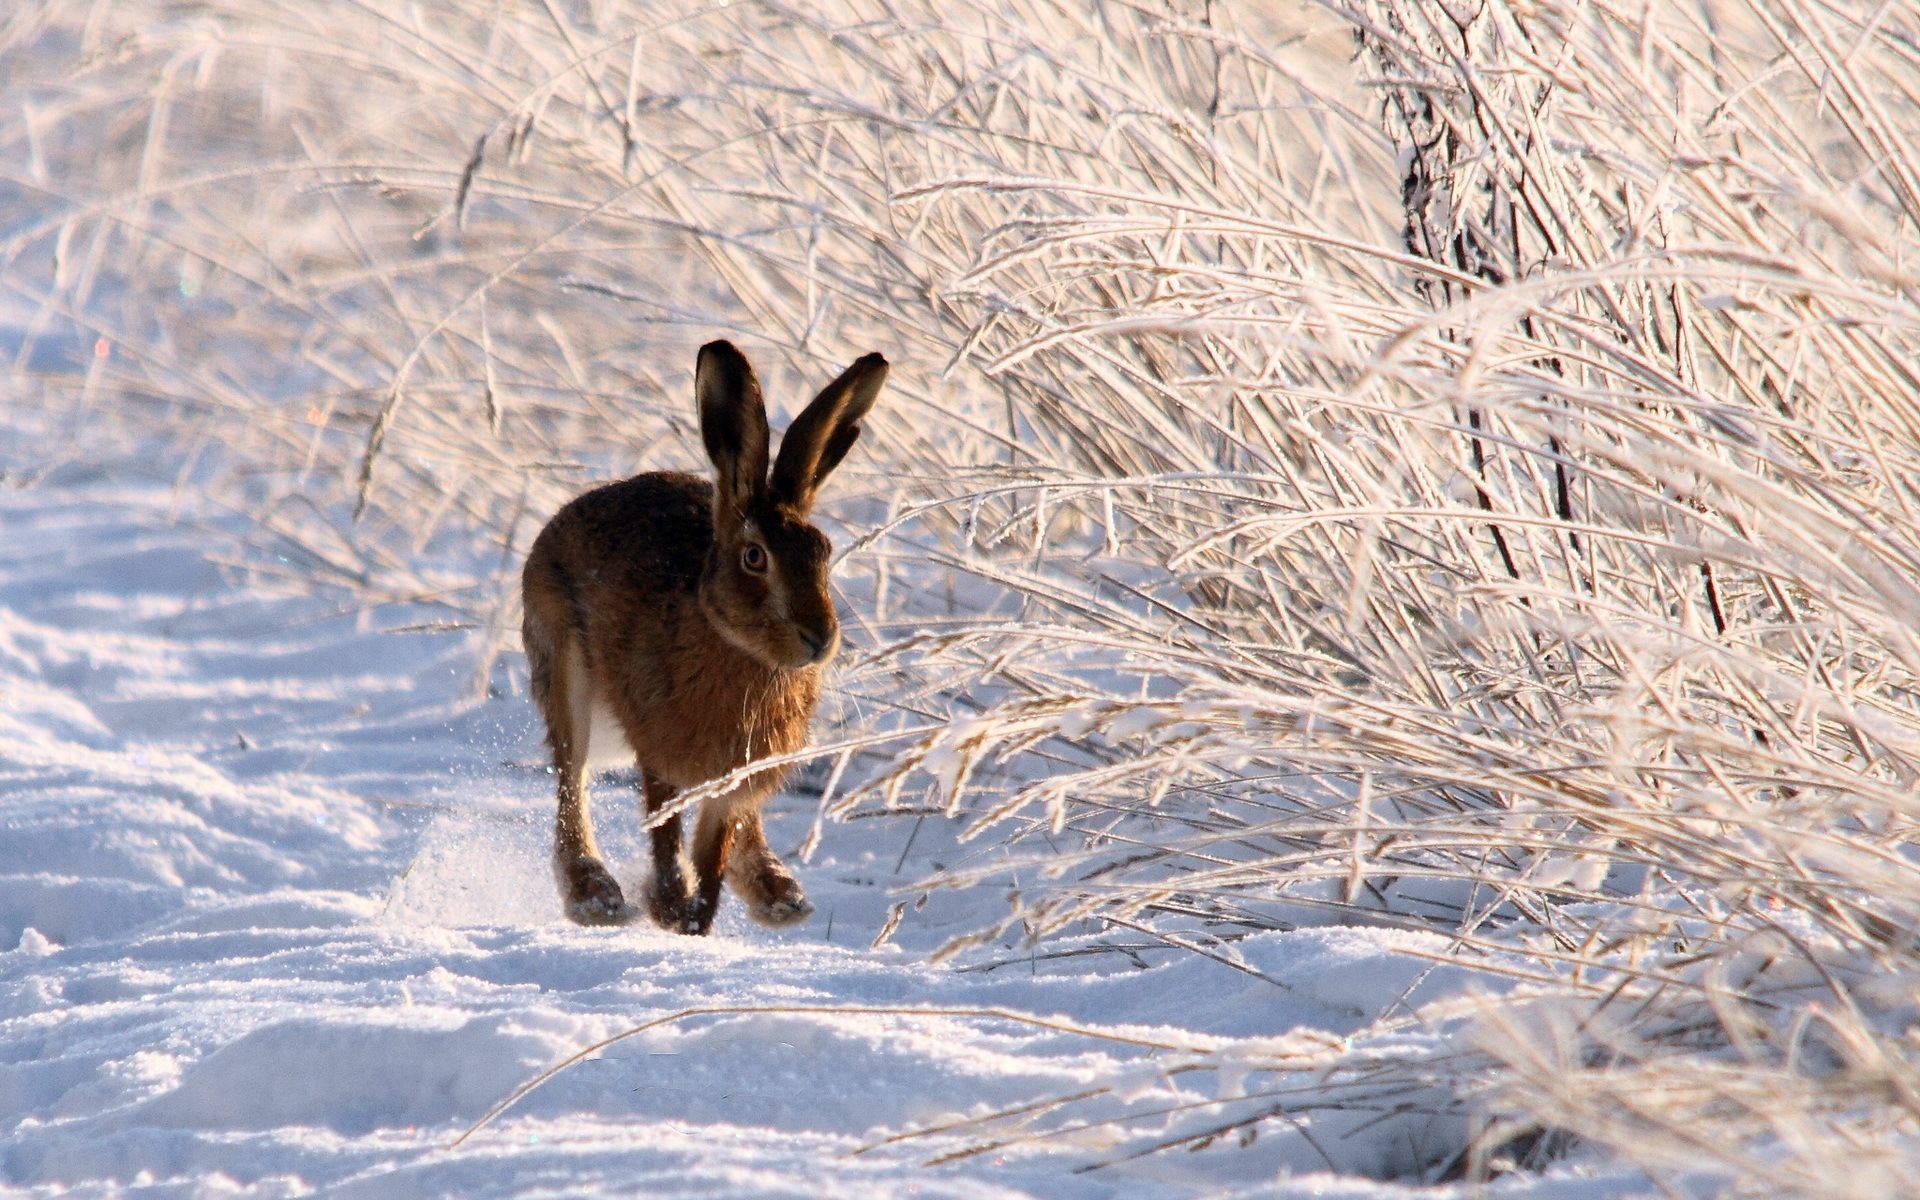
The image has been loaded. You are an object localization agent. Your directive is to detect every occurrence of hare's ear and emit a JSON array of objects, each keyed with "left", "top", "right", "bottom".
[
  {"left": 770, "top": 352, "right": 888, "bottom": 512},
  {"left": 696, "top": 340, "right": 770, "bottom": 521}
]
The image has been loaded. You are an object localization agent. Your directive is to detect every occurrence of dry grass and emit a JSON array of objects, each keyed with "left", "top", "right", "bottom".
[{"left": 6, "top": 0, "right": 1920, "bottom": 1191}]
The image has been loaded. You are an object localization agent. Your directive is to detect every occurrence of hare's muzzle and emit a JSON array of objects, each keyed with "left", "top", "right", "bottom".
[{"left": 797, "top": 622, "right": 838, "bottom": 666}]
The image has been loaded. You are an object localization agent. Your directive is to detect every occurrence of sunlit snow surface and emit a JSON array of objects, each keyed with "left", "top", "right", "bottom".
[{"left": 0, "top": 428, "right": 1636, "bottom": 1198}]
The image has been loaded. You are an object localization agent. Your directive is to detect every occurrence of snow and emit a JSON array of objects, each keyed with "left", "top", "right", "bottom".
[{"left": 0, "top": 427, "right": 1640, "bottom": 1196}]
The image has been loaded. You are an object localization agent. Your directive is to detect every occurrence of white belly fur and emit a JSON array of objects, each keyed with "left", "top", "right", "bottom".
[
  {"left": 579, "top": 693, "right": 762, "bottom": 814},
  {"left": 583, "top": 695, "right": 638, "bottom": 769}
]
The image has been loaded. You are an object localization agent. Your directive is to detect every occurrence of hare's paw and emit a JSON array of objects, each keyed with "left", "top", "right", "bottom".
[
  {"left": 743, "top": 870, "right": 813, "bottom": 927},
  {"left": 758, "top": 893, "right": 814, "bottom": 926},
  {"left": 561, "top": 857, "right": 633, "bottom": 926},
  {"left": 646, "top": 868, "right": 695, "bottom": 931},
  {"left": 677, "top": 892, "right": 720, "bottom": 937}
]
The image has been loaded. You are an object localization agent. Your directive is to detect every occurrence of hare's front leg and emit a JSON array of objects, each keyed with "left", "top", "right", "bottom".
[
  {"left": 682, "top": 801, "right": 738, "bottom": 935},
  {"left": 538, "top": 637, "right": 630, "bottom": 925},
  {"left": 726, "top": 807, "right": 813, "bottom": 926},
  {"left": 641, "top": 770, "right": 694, "bottom": 929}
]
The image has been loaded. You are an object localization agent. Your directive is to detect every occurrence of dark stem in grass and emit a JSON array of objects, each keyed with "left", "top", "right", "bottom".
[{"left": 1358, "top": 2, "right": 1596, "bottom": 592}]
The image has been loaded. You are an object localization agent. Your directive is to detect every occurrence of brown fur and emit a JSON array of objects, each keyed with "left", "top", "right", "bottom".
[{"left": 521, "top": 341, "right": 887, "bottom": 934}]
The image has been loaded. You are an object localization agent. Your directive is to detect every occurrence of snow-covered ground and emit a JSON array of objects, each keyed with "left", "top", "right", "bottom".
[
  {"left": 21, "top": 3, "right": 1912, "bottom": 1191},
  {"left": 0, "top": 422, "right": 1643, "bottom": 1196}
]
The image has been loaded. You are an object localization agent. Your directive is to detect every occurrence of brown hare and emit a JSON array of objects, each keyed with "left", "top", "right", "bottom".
[{"left": 521, "top": 340, "right": 887, "bottom": 934}]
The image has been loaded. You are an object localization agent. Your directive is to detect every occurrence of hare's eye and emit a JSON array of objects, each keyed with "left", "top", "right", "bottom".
[{"left": 742, "top": 543, "right": 768, "bottom": 573}]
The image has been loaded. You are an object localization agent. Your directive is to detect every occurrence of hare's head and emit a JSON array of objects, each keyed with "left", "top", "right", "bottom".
[{"left": 693, "top": 340, "right": 888, "bottom": 671}]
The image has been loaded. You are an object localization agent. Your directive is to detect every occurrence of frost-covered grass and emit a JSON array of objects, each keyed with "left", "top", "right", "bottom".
[{"left": 6, "top": 0, "right": 1920, "bottom": 1194}]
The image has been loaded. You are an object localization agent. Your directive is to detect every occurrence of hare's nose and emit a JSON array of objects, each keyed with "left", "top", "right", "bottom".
[{"left": 798, "top": 626, "right": 834, "bottom": 664}]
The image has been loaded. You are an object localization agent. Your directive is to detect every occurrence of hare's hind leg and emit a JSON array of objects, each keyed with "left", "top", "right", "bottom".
[
  {"left": 536, "top": 633, "right": 630, "bottom": 925},
  {"left": 726, "top": 807, "right": 813, "bottom": 926},
  {"left": 640, "top": 770, "right": 694, "bottom": 929}
]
